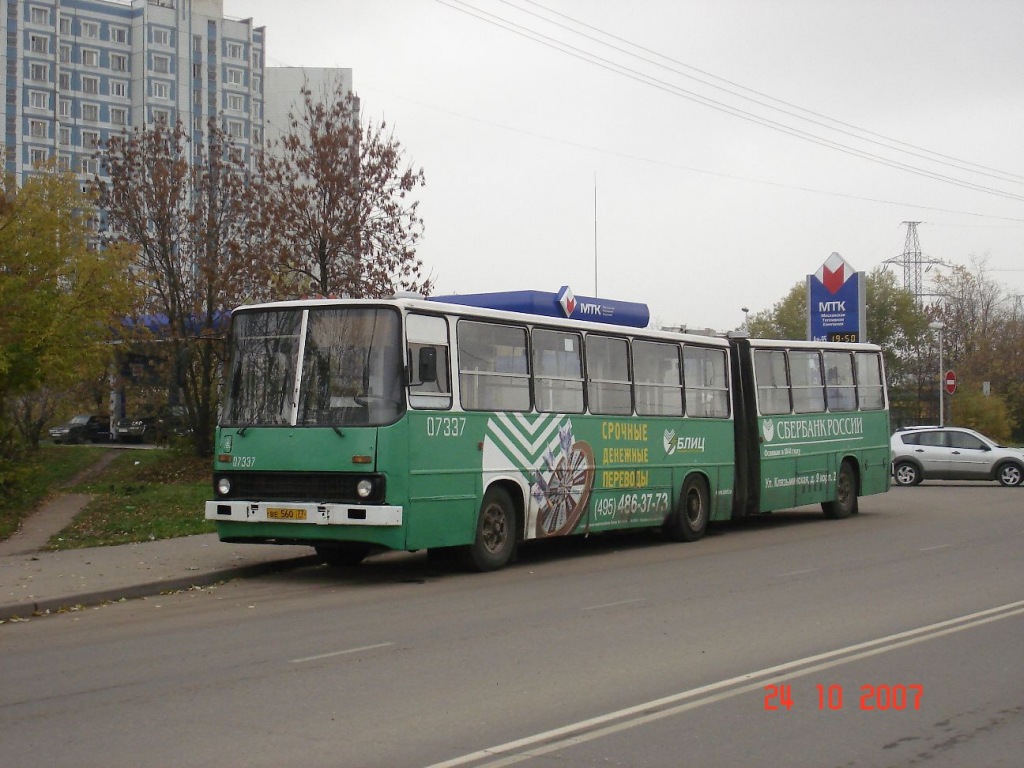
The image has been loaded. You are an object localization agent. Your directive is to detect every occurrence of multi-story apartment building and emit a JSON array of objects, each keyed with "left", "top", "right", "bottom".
[{"left": 1, "top": 0, "right": 266, "bottom": 184}]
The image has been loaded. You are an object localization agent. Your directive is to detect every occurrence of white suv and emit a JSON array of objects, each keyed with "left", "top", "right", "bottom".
[{"left": 891, "top": 426, "right": 1024, "bottom": 487}]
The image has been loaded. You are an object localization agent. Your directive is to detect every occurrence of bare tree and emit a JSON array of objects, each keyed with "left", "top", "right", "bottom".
[
  {"left": 259, "top": 82, "right": 431, "bottom": 298},
  {"left": 96, "top": 121, "right": 272, "bottom": 455},
  {"left": 932, "top": 257, "right": 1023, "bottom": 436}
]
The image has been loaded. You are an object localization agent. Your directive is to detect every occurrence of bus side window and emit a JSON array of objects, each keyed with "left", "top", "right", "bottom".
[
  {"left": 458, "top": 320, "right": 530, "bottom": 412},
  {"left": 586, "top": 335, "right": 632, "bottom": 415},
  {"left": 790, "top": 350, "right": 825, "bottom": 413},
  {"left": 855, "top": 352, "right": 885, "bottom": 410},
  {"left": 408, "top": 343, "right": 452, "bottom": 408},
  {"left": 754, "top": 349, "right": 790, "bottom": 415},
  {"left": 532, "top": 329, "right": 584, "bottom": 414},
  {"left": 407, "top": 313, "right": 452, "bottom": 410},
  {"left": 683, "top": 345, "right": 729, "bottom": 418},
  {"left": 823, "top": 351, "right": 856, "bottom": 411},
  {"left": 633, "top": 340, "right": 682, "bottom": 416}
]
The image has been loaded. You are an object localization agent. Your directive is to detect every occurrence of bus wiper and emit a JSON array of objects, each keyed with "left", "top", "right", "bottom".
[
  {"left": 237, "top": 423, "right": 252, "bottom": 436},
  {"left": 332, "top": 425, "right": 345, "bottom": 437}
]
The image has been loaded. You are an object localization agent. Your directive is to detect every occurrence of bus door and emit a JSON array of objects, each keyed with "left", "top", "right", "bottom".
[
  {"left": 403, "top": 313, "right": 472, "bottom": 548},
  {"left": 752, "top": 348, "right": 797, "bottom": 511}
]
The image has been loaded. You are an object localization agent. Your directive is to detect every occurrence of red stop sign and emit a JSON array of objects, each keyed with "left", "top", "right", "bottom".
[{"left": 944, "top": 370, "right": 957, "bottom": 395}]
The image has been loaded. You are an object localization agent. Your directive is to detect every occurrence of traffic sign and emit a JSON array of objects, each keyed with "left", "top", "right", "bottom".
[{"left": 944, "top": 370, "right": 957, "bottom": 395}]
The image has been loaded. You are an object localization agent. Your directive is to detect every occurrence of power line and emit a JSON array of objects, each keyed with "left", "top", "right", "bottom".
[
  {"left": 510, "top": 0, "right": 1024, "bottom": 186},
  {"left": 360, "top": 81, "right": 1024, "bottom": 224},
  {"left": 434, "top": 0, "right": 1024, "bottom": 203}
]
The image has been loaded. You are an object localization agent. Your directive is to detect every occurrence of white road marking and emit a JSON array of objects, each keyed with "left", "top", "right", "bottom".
[
  {"left": 581, "top": 598, "right": 648, "bottom": 611},
  {"left": 427, "top": 599, "right": 1024, "bottom": 768},
  {"left": 776, "top": 568, "right": 818, "bottom": 577},
  {"left": 920, "top": 544, "right": 953, "bottom": 551},
  {"left": 289, "top": 642, "right": 394, "bottom": 664}
]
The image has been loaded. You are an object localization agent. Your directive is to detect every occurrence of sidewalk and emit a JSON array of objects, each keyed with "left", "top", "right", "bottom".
[
  {"left": 0, "top": 450, "right": 316, "bottom": 621},
  {"left": 0, "top": 533, "right": 317, "bottom": 621}
]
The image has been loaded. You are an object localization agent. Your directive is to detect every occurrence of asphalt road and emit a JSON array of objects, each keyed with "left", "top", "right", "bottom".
[{"left": 2, "top": 483, "right": 1022, "bottom": 767}]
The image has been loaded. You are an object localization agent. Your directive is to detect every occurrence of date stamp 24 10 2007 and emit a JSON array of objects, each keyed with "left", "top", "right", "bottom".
[{"left": 764, "top": 684, "right": 923, "bottom": 712}]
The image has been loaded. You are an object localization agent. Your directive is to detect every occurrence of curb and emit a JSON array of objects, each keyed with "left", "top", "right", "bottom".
[{"left": 0, "top": 554, "right": 319, "bottom": 622}]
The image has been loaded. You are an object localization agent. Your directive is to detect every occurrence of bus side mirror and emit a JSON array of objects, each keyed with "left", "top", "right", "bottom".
[{"left": 418, "top": 348, "right": 437, "bottom": 384}]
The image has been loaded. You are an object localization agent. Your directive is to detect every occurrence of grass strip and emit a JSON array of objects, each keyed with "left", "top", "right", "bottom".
[
  {"left": 0, "top": 446, "right": 102, "bottom": 540},
  {"left": 50, "top": 448, "right": 214, "bottom": 550}
]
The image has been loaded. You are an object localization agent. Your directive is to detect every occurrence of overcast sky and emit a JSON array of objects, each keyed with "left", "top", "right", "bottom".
[{"left": 224, "top": 0, "right": 1024, "bottom": 332}]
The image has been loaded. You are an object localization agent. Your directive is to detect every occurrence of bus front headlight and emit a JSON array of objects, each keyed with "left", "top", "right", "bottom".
[
  {"left": 216, "top": 477, "right": 232, "bottom": 496},
  {"left": 356, "top": 479, "right": 374, "bottom": 499}
]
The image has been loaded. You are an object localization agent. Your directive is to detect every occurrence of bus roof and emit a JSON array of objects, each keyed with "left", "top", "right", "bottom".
[
  {"left": 231, "top": 296, "right": 733, "bottom": 348},
  {"left": 742, "top": 337, "right": 882, "bottom": 352},
  {"left": 428, "top": 288, "right": 650, "bottom": 329}
]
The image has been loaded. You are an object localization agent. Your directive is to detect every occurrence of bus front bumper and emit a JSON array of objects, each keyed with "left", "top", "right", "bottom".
[{"left": 205, "top": 500, "right": 403, "bottom": 527}]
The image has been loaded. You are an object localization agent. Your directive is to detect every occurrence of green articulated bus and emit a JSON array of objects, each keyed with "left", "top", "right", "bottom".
[{"left": 206, "top": 290, "right": 891, "bottom": 571}]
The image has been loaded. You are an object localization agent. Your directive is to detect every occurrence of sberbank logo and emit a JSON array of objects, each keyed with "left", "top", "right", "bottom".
[
  {"left": 662, "top": 429, "right": 706, "bottom": 455},
  {"left": 763, "top": 416, "right": 864, "bottom": 443}
]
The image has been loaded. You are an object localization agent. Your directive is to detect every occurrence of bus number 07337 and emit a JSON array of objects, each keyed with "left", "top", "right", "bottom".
[{"left": 426, "top": 416, "right": 467, "bottom": 437}]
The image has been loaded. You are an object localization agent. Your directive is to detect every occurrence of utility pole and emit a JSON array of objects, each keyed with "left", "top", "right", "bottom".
[
  {"left": 901, "top": 221, "right": 923, "bottom": 304},
  {"left": 885, "top": 222, "right": 942, "bottom": 307},
  {"left": 593, "top": 172, "right": 598, "bottom": 296}
]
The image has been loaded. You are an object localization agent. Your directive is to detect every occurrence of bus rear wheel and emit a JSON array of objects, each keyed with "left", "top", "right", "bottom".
[
  {"left": 459, "top": 486, "right": 517, "bottom": 572},
  {"left": 822, "top": 461, "right": 858, "bottom": 519},
  {"left": 315, "top": 542, "right": 372, "bottom": 567},
  {"left": 664, "top": 476, "right": 709, "bottom": 542}
]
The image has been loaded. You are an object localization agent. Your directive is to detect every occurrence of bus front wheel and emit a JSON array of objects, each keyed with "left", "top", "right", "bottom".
[
  {"left": 822, "top": 461, "right": 858, "bottom": 519},
  {"left": 459, "top": 487, "right": 517, "bottom": 572},
  {"left": 664, "top": 476, "right": 709, "bottom": 542}
]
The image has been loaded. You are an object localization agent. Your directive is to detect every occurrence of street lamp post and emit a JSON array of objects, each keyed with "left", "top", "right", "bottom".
[
  {"left": 742, "top": 307, "right": 750, "bottom": 332},
  {"left": 928, "top": 321, "right": 945, "bottom": 426}
]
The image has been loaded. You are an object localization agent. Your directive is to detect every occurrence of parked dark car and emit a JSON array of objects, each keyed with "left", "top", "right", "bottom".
[
  {"left": 159, "top": 405, "right": 192, "bottom": 438},
  {"left": 113, "top": 406, "right": 191, "bottom": 444},
  {"left": 49, "top": 414, "right": 111, "bottom": 444},
  {"left": 112, "top": 415, "right": 157, "bottom": 443}
]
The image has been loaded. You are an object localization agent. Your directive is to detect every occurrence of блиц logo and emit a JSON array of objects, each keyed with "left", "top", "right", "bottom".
[{"left": 662, "top": 429, "right": 706, "bottom": 455}]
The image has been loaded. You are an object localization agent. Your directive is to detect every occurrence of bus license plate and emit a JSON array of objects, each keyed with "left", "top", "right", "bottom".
[{"left": 267, "top": 507, "right": 307, "bottom": 521}]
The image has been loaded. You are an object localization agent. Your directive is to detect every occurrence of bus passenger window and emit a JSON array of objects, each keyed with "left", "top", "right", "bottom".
[
  {"left": 458, "top": 321, "right": 530, "bottom": 412},
  {"left": 790, "top": 350, "right": 825, "bottom": 413},
  {"left": 633, "top": 340, "right": 682, "bottom": 416},
  {"left": 824, "top": 351, "right": 856, "bottom": 411},
  {"left": 586, "top": 335, "right": 631, "bottom": 415},
  {"left": 754, "top": 349, "right": 791, "bottom": 415},
  {"left": 856, "top": 352, "right": 885, "bottom": 410},
  {"left": 532, "top": 329, "right": 584, "bottom": 413},
  {"left": 683, "top": 346, "right": 729, "bottom": 418}
]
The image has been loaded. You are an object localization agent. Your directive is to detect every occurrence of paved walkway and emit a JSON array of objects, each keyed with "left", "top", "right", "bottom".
[
  {"left": 0, "top": 449, "right": 120, "bottom": 558},
  {"left": 0, "top": 451, "right": 316, "bottom": 621}
]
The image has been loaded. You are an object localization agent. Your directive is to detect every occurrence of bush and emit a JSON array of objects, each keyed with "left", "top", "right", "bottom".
[{"left": 948, "top": 389, "right": 1013, "bottom": 443}]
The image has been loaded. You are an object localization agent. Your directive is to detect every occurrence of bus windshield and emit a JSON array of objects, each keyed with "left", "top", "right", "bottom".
[{"left": 223, "top": 306, "right": 404, "bottom": 428}]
